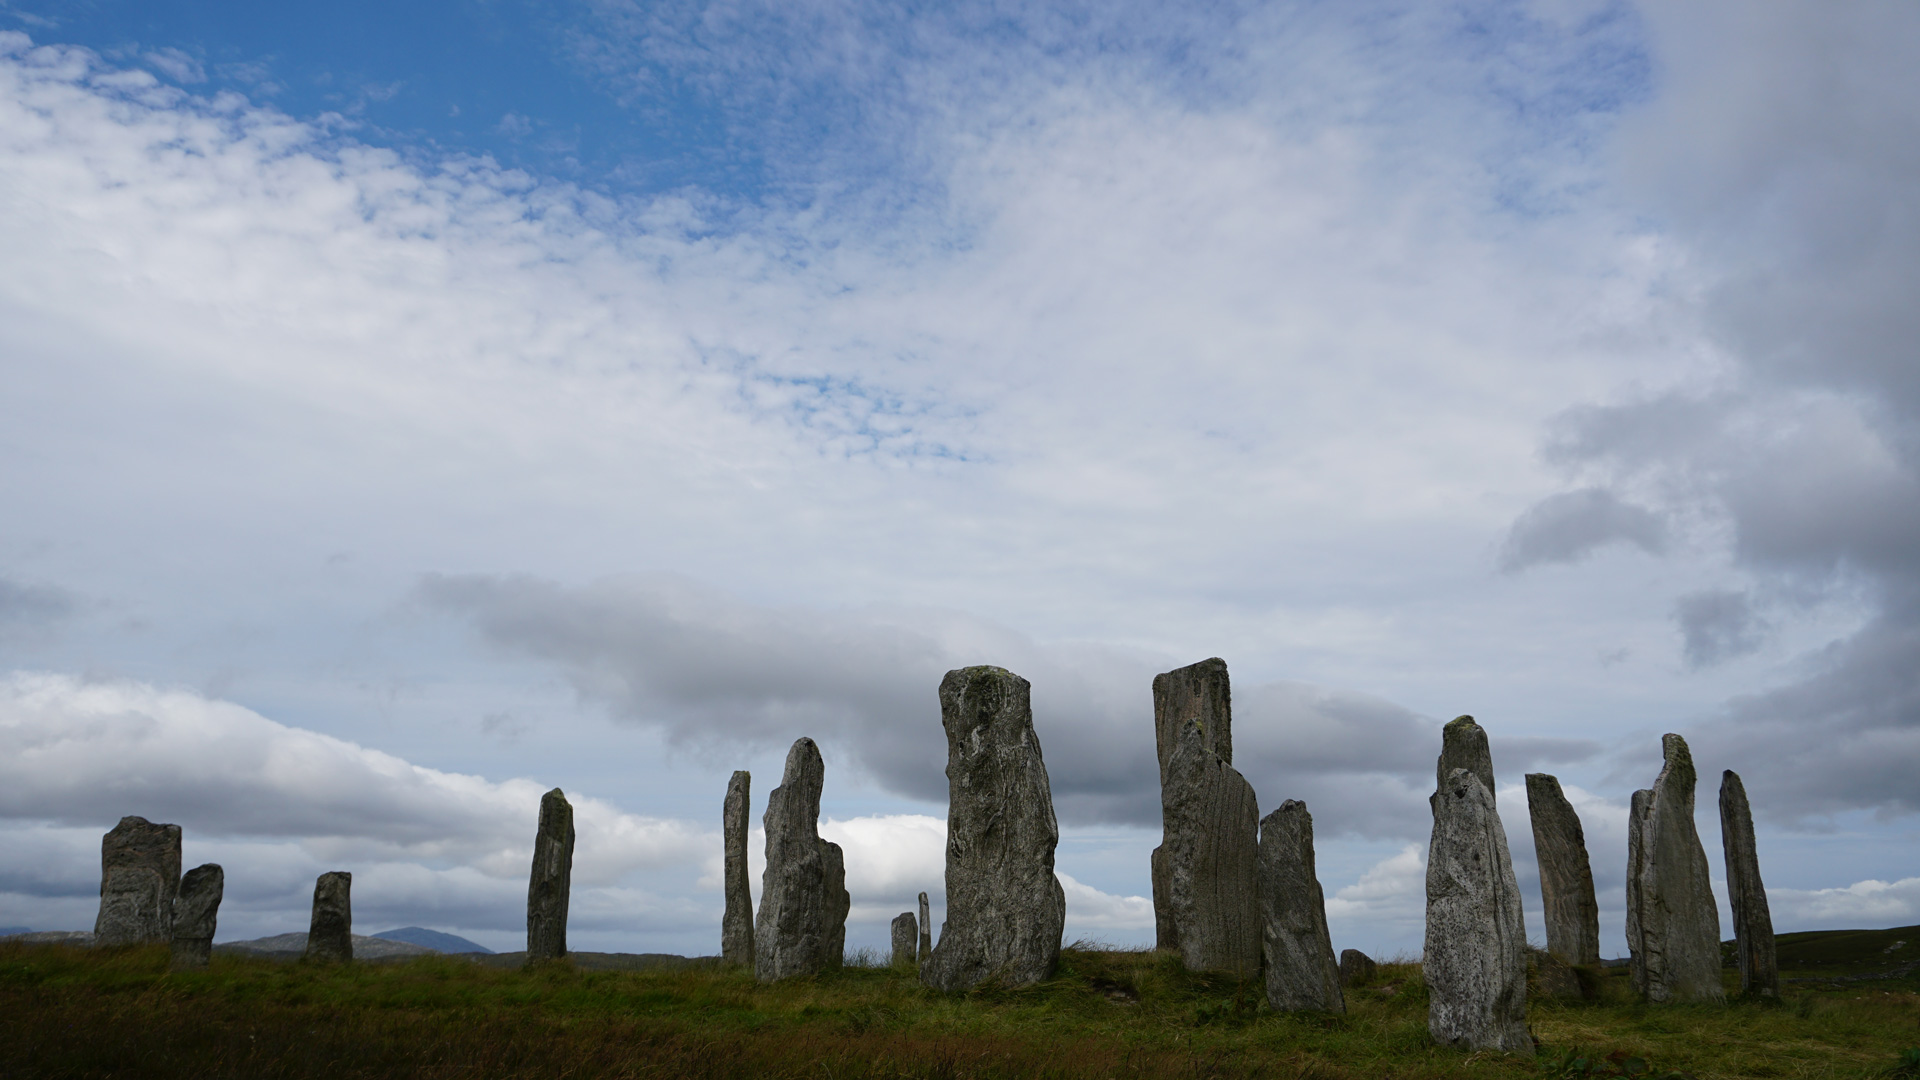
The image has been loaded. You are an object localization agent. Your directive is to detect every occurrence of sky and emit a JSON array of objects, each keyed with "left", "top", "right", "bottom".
[{"left": 0, "top": 0, "right": 1916, "bottom": 959}]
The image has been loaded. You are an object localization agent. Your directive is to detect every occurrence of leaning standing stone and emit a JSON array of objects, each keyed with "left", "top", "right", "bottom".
[
  {"left": 1150, "top": 658, "right": 1232, "bottom": 952},
  {"left": 722, "top": 771, "right": 755, "bottom": 967},
  {"left": 527, "top": 787, "right": 575, "bottom": 962},
  {"left": 1525, "top": 773, "right": 1600, "bottom": 965},
  {"left": 918, "top": 891, "right": 932, "bottom": 965},
  {"left": 891, "top": 912, "right": 919, "bottom": 968},
  {"left": 1625, "top": 734, "right": 1724, "bottom": 1003},
  {"left": 1161, "top": 718, "right": 1261, "bottom": 977},
  {"left": 1719, "top": 770, "right": 1778, "bottom": 997},
  {"left": 93, "top": 816, "right": 182, "bottom": 946},
  {"left": 754, "top": 737, "right": 849, "bottom": 981},
  {"left": 921, "top": 666, "right": 1066, "bottom": 992},
  {"left": 1425, "top": 769, "right": 1530, "bottom": 1054},
  {"left": 1257, "top": 799, "right": 1344, "bottom": 1012},
  {"left": 305, "top": 872, "right": 353, "bottom": 963},
  {"left": 170, "top": 863, "right": 224, "bottom": 970}
]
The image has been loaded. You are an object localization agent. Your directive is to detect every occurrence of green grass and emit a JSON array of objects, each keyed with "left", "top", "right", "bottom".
[{"left": 3, "top": 941, "right": 1916, "bottom": 1079}]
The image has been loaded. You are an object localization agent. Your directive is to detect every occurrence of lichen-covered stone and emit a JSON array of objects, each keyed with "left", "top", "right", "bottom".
[
  {"left": 722, "top": 771, "right": 755, "bottom": 967},
  {"left": 527, "top": 787, "right": 574, "bottom": 962},
  {"left": 1425, "top": 769, "right": 1530, "bottom": 1054},
  {"left": 917, "top": 892, "right": 932, "bottom": 965},
  {"left": 1719, "top": 770, "right": 1778, "bottom": 998},
  {"left": 921, "top": 666, "right": 1065, "bottom": 992},
  {"left": 1151, "top": 659, "right": 1232, "bottom": 952},
  {"left": 891, "top": 912, "right": 919, "bottom": 968},
  {"left": 93, "top": 816, "right": 182, "bottom": 946},
  {"left": 1436, "top": 716, "right": 1495, "bottom": 804},
  {"left": 1257, "top": 800, "right": 1343, "bottom": 1012},
  {"left": 169, "top": 863, "right": 223, "bottom": 970},
  {"left": 754, "top": 737, "right": 849, "bottom": 981},
  {"left": 1161, "top": 718, "right": 1261, "bottom": 977},
  {"left": 1625, "top": 734, "right": 1724, "bottom": 1004},
  {"left": 1525, "top": 773, "right": 1600, "bottom": 965},
  {"left": 305, "top": 872, "right": 353, "bottom": 963},
  {"left": 1339, "top": 949, "right": 1377, "bottom": 986}
]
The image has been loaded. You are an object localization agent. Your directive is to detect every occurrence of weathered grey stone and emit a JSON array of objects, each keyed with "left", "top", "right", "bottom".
[
  {"left": 527, "top": 787, "right": 574, "bottom": 962},
  {"left": 1161, "top": 718, "right": 1261, "bottom": 977},
  {"left": 305, "top": 872, "right": 353, "bottom": 963},
  {"left": 1625, "top": 734, "right": 1724, "bottom": 1004},
  {"left": 1425, "top": 769, "right": 1530, "bottom": 1054},
  {"left": 1338, "top": 949, "right": 1377, "bottom": 987},
  {"left": 722, "top": 771, "right": 754, "bottom": 967},
  {"left": 170, "top": 863, "right": 223, "bottom": 970},
  {"left": 917, "top": 892, "right": 932, "bottom": 965},
  {"left": 1257, "top": 799, "right": 1343, "bottom": 1012},
  {"left": 891, "top": 912, "right": 919, "bottom": 968},
  {"left": 1525, "top": 773, "right": 1600, "bottom": 966},
  {"left": 754, "top": 737, "right": 850, "bottom": 981},
  {"left": 1526, "top": 947, "right": 1583, "bottom": 1001},
  {"left": 93, "top": 816, "right": 182, "bottom": 946},
  {"left": 1719, "top": 769, "right": 1778, "bottom": 998},
  {"left": 1436, "top": 716, "right": 1495, "bottom": 805},
  {"left": 1151, "top": 658, "right": 1231, "bottom": 952},
  {"left": 921, "top": 666, "right": 1066, "bottom": 992},
  {"left": 1150, "top": 845, "right": 1174, "bottom": 951}
]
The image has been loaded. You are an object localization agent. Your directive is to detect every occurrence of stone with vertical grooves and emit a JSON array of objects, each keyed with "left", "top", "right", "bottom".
[
  {"left": 754, "top": 737, "right": 849, "bottom": 981},
  {"left": 1425, "top": 769, "right": 1531, "bottom": 1054},
  {"left": 1151, "top": 658, "right": 1232, "bottom": 952},
  {"left": 1162, "top": 718, "right": 1262, "bottom": 977},
  {"left": 93, "top": 816, "right": 182, "bottom": 946},
  {"left": 1525, "top": 773, "right": 1600, "bottom": 965},
  {"left": 169, "top": 863, "right": 224, "bottom": 970},
  {"left": 1625, "top": 734, "right": 1724, "bottom": 1003},
  {"left": 921, "top": 666, "right": 1065, "bottom": 992},
  {"left": 891, "top": 912, "right": 919, "bottom": 968},
  {"left": 917, "top": 892, "right": 932, "bottom": 965},
  {"left": 527, "top": 787, "right": 575, "bottom": 962},
  {"left": 722, "top": 771, "right": 755, "bottom": 967},
  {"left": 305, "top": 872, "right": 353, "bottom": 963},
  {"left": 1258, "top": 799, "right": 1344, "bottom": 1012},
  {"left": 1719, "top": 769, "right": 1778, "bottom": 997}
]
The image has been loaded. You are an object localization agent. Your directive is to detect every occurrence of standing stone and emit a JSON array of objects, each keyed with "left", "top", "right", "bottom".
[
  {"left": 1425, "top": 769, "right": 1530, "bottom": 1054},
  {"left": 305, "top": 872, "right": 353, "bottom": 963},
  {"left": 1525, "top": 773, "right": 1600, "bottom": 965},
  {"left": 1719, "top": 770, "right": 1778, "bottom": 998},
  {"left": 527, "top": 787, "right": 575, "bottom": 962},
  {"left": 754, "top": 737, "right": 850, "bottom": 981},
  {"left": 1625, "top": 734, "right": 1724, "bottom": 1004},
  {"left": 1257, "top": 799, "right": 1344, "bottom": 1012},
  {"left": 722, "top": 771, "right": 755, "bottom": 967},
  {"left": 917, "top": 891, "right": 933, "bottom": 964},
  {"left": 921, "top": 666, "right": 1066, "bottom": 992},
  {"left": 1161, "top": 718, "right": 1261, "bottom": 977},
  {"left": 169, "top": 863, "right": 224, "bottom": 970},
  {"left": 93, "top": 816, "right": 182, "bottom": 946},
  {"left": 891, "top": 912, "right": 919, "bottom": 968},
  {"left": 1436, "top": 716, "right": 1495, "bottom": 804},
  {"left": 1150, "top": 658, "right": 1232, "bottom": 952},
  {"left": 1339, "top": 949, "right": 1377, "bottom": 987}
]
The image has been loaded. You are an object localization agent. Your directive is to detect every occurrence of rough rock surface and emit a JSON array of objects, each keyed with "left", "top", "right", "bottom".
[
  {"left": 1436, "top": 716, "right": 1495, "bottom": 804},
  {"left": 1257, "top": 800, "right": 1344, "bottom": 1012},
  {"left": 527, "top": 787, "right": 575, "bottom": 962},
  {"left": 1527, "top": 947, "right": 1583, "bottom": 1001},
  {"left": 170, "top": 863, "right": 224, "bottom": 970},
  {"left": 891, "top": 912, "right": 919, "bottom": 968},
  {"left": 1425, "top": 769, "right": 1530, "bottom": 1054},
  {"left": 1625, "top": 734, "right": 1725, "bottom": 1004},
  {"left": 823, "top": 841, "right": 849, "bottom": 970},
  {"left": 1161, "top": 718, "right": 1262, "bottom": 977},
  {"left": 921, "top": 666, "right": 1066, "bottom": 992},
  {"left": 93, "top": 816, "right": 182, "bottom": 946},
  {"left": 1719, "top": 770, "right": 1779, "bottom": 997},
  {"left": 1151, "top": 658, "right": 1232, "bottom": 952},
  {"left": 305, "top": 872, "right": 354, "bottom": 963},
  {"left": 1525, "top": 773, "right": 1600, "bottom": 965},
  {"left": 722, "top": 771, "right": 755, "bottom": 967},
  {"left": 918, "top": 892, "right": 932, "bottom": 965},
  {"left": 1338, "top": 949, "right": 1377, "bottom": 987},
  {"left": 754, "top": 738, "right": 850, "bottom": 981}
]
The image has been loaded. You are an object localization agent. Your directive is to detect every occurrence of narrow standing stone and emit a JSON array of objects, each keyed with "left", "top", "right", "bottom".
[
  {"left": 754, "top": 737, "right": 850, "bottom": 981},
  {"left": 1625, "top": 734, "right": 1724, "bottom": 1004},
  {"left": 1258, "top": 799, "right": 1344, "bottom": 1012},
  {"left": 1339, "top": 949, "right": 1377, "bottom": 986},
  {"left": 1525, "top": 773, "right": 1600, "bottom": 965},
  {"left": 917, "top": 891, "right": 932, "bottom": 965},
  {"left": 170, "top": 863, "right": 224, "bottom": 971},
  {"left": 305, "top": 872, "right": 353, "bottom": 963},
  {"left": 1719, "top": 770, "right": 1778, "bottom": 997},
  {"left": 93, "top": 816, "right": 182, "bottom": 946},
  {"left": 1437, "top": 716, "right": 1495, "bottom": 804},
  {"left": 1160, "top": 718, "right": 1261, "bottom": 977},
  {"left": 921, "top": 666, "right": 1066, "bottom": 992},
  {"left": 1425, "top": 769, "right": 1530, "bottom": 1054},
  {"left": 722, "top": 770, "right": 755, "bottom": 967},
  {"left": 1150, "top": 658, "right": 1232, "bottom": 953},
  {"left": 891, "top": 912, "right": 919, "bottom": 968},
  {"left": 527, "top": 787, "right": 575, "bottom": 962}
]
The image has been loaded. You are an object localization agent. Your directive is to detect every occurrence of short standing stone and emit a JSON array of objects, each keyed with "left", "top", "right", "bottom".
[
  {"left": 1151, "top": 658, "right": 1232, "bottom": 953},
  {"left": 1625, "top": 734, "right": 1724, "bottom": 1004},
  {"left": 170, "top": 863, "right": 224, "bottom": 970},
  {"left": 527, "top": 787, "right": 575, "bottom": 962},
  {"left": 722, "top": 771, "right": 755, "bottom": 967},
  {"left": 891, "top": 912, "right": 919, "bottom": 968},
  {"left": 917, "top": 891, "right": 932, "bottom": 965},
  {"left": 1338, "top": 949, "right": 1377, "bottom": 987},
  {"left": 1719, "top": 770, "right": 1778, "bottom": 997},
  {"left": 93, "top": 816, "right": 182, "bottom": 946},
  {"left": 1525, "top": 773, "right": 1600, "bottom": 965},
  {"left": 1425, "top": 769, "right": 1530, "bottom": 1054},
  {"left": 754, "top": 737, "right": 850, "bottom": 981},
  {"left": 921, "top": 666, "right": 1066, "bottom": 992},
  {"left": 1161, "top": 718, "right": 1261, "bottom": 977},
  {"left": 1527, "top": 947, "right": 1583, "bottom": 1000},
  {"left": 305, "top": 872, "right": 353, "bottom": 963},
  {"left": 1257, "top": 800, "right": 1344, "bottom": 1012}
]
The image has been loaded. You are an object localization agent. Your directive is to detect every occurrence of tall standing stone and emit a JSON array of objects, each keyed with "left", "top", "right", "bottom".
[
  {"left": 527, "top": 787, "right": 575, "bottom": 962},
  {"left": 170, "top": 863, "right": 224, "bottom": 971},
  {"left": 917, "top": 891, "right": 932, "bottom": 965},
  {"left": 1150, "top": 658, "right": 1232, "bottom": 952},
  {"left": 1425, "top": 769, "right": 1530, "bottom": 1054},
  {"left": 722, "top": 771, "right": 755, "bottom": 967},
  {"left": 921, "top": 666, "right": 1066, "bottom": 992},
  {"left": 1158, "top": 717, "right": 1261, "bottom": 977},
  {"left": 1437, "top": 716, "right": 1495, "bottom": 804},
  {"left": 305, "top": 871, "right": 353, "bottom": 963},
  {"left": 1258, "top": 799, "right": 1344, "bottom": 1012},
  {"left": 1525, "top": 773, "right": 1600, "bottom": 966},
  {"left": 1719, "top": 770, "right": 1778, "bottom": 997},
  {"left": 754, "top": 737, "right": 850, "bottom": 981},
  {"left": 93, "top": 816, "right": 182, "bottom": 946},
  {"left": 1625, "top": 734, "right": 1724, "bottom": 1003},
  {"left": 891, "top": 912, "right": 919, "bottom": 968}
]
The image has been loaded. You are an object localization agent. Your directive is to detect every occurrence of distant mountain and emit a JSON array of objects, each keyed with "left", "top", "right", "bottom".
[
  {"left": 0, "top": 926, "right": 31, "bottom": 937},
  {"left": 373, "top": 927, "right": 496, "bottom": 954},
  {"left": 216, "top": 933, "right": 438, "bottom": 960}
]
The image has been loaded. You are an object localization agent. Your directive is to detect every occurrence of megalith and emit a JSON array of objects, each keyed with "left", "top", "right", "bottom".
[
  {"left": 1150, "top": 658, "right": 1232, "bottom": 953},
  {"left": 1525, "top": 773, "right": 1600, "bottom": 965},
  {"left": 170, "top": 863, "right": 224, "bottom": 970},
  {"left": 93, "top": 816, "right": 182, "bottom": 946},
  {"left": 891, "top": 912, "right": 919, "bottom": 968},
  {"left": 1425, "top": 769, "right": 1530, "bottom": 1054},
  {"left": 1625, "top": 734, "right": 1724, "bottom": 1004},
  {"left": 754, "top": 737, "right": 850, "bottom": 981},
  {"left": 305, "top": 871, "right": 353, "bottom": 963},
  {"left": 1339, "top": 949, "right": 1377, "bottom": 987},
  {"left": 1159, "top": 718, "right": 1262, "bottom": 977},
  {"left": 1719, "top": 769, "right": 1778, "bottom": 997},
  {"left": 1436, "top": 716, "right": 1495, "bottom": 804},
  {"left": 722, "top": 770, "right": 755, "bottom": 967},
  {"left": 917, "top": 891, "right": 932, "bottom": 964},
  {"left": 527, "top": 787, "right": 575, "bottom": 962},
  {"left": 921, "top": 666, "right": 1066, "bottom": 992},
  {"left": 1257, "top": 799, "right": 1344, "bottom": 1012}
]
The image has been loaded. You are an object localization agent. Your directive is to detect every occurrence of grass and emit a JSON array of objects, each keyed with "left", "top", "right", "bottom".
[{"left": 3, "top": 940, "right": 1916, "bottom": 1079}]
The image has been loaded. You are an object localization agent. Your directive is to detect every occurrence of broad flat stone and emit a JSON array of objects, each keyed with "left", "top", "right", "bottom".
[
  {"left": 1425, "top": 769, "right": 1530, "bottom": 1054},
  {"left": 1625, "top": 734, "right": 1724, "bottom": 1004},
  {"left": 527, "top": 787, "right": 575, "bottom": 962},
  {"left": 170, "top": 863, "right": 224, "bottom": 970},
  {"left": 921, "top": 666, "right": 1065, "bottom": 992},
  {"left": 1719, "top": 770, "right": 1778, "bottom": 997},
  {"left": 722, "top": 771, "right": 755, "bottom": 967},
  {"left": 1161, "top": 718, "right": 1261, "bottom": 977},
  {"left": 1257, "top": 799, "right": 1344, "bottom": 1012},
  {"left": 305, "top": 872, "right": 353, "bottom": 963},
  {"left": 754, "top": 737, "right": 849, "bottom": 981},
  {"left": 1338, "top": 949, "right": 1377, "bottom": 986},
  {"left": 93, "top": 816, "right": 182, "bottom": 946},
  {"left": 891, "top": 912, "right": 918, "bottom": 968},
  {"left": 1525, "top": 773, "right": 1600, "bottom": 965},
  {"left": 1436, "top": 716, "right": 1495, "bottom": 804},
  {"left": 917, "top": 892, "right": 932, "bottom": 965},
  {"left": 1151, "top": 658, "right": 1231, "bottom": 952}
]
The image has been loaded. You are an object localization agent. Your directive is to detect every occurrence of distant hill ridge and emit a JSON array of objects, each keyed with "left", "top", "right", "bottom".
[{"left": 373, "top": 927, "right": 495, "bottom": 954}]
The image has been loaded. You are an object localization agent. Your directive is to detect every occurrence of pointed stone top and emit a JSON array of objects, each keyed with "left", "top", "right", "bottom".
[
  {"left": 543, "top": 786, "right": 566, "bottom": 800},
  {"left": 1658, "top": 733, "right": 1696, "bottom": 787}
]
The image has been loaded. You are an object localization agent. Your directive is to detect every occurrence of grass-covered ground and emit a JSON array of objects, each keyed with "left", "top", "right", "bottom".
[{"left": 4, "top": 939, "right": 1916, "bottom": 1079}]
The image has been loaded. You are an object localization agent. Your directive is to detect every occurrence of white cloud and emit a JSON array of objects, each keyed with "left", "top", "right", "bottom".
[
  {"left": 1769, "top": 877, "right": 1920, "bottom": 929},
  {"left": 1057, "top": 872, "right": 1152, "bottom": 935}
]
